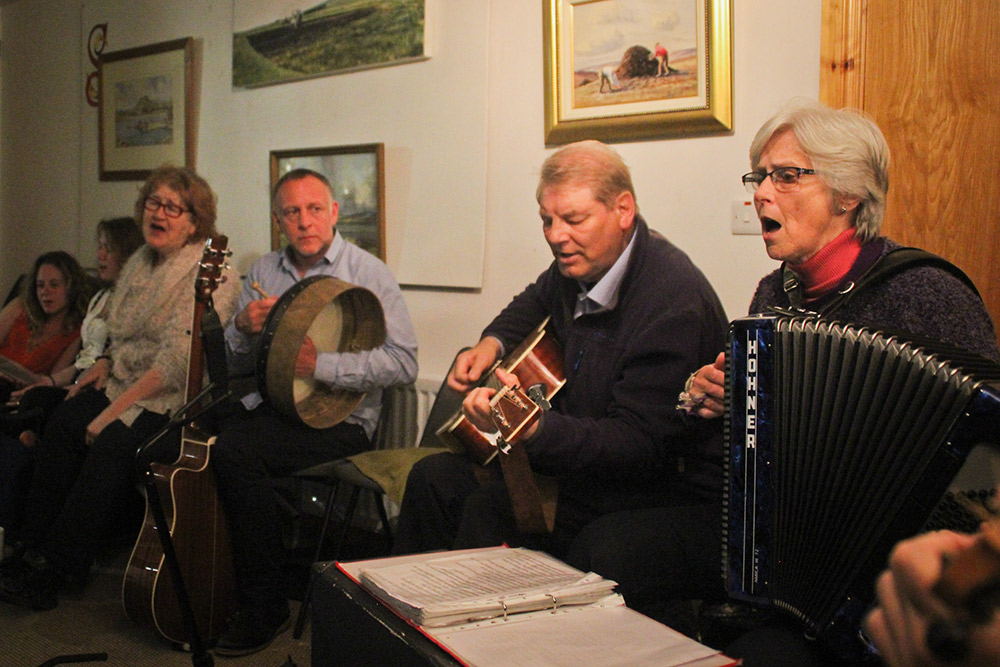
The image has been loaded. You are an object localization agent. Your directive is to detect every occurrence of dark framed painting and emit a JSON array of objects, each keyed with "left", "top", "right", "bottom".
[
  {"left": 269, "top": 144, "right": 386, "bottom": 260},
  {"left": 233, "top": 0, "right": 428, "bottom": 88},
  {"left": 99, "top": 37, "right": 195, "bottom": 181},
  {"left": 543, "top": 0, "right": 733, "bottom": 145}
]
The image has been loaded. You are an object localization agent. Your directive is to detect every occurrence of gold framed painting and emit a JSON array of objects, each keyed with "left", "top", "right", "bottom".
[
  {"left": 269, "top": 144, "right": 386, "bottom": 261},
  {"left": 543, "top": 0, "right": 733, "bottom": 145},
  {"left": 99, "top": 38, "right": 195, "bottom": 181}
]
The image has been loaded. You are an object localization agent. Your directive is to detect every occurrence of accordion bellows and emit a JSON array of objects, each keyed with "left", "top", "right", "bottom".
[{"left": 724, "top": 313, "right": 1000, "bottom": 653}]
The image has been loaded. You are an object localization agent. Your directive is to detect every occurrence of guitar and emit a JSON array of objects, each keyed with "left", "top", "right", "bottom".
[
  {"left": 435, "top": 318, "right": 565, "bottom": 466},
  {"left": 436, "top": 318, "right": 565, "bottom": 534},
  {"left": 121, "top": 237, "right": 238, "bottom": 646}
]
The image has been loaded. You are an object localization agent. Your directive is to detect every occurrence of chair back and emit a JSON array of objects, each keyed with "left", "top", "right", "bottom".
[
  {"left": 368, "top": 347, "right": 469, "bottom": 452},
  {"left": 415, "top": 347, "right": 469, "bottom": 448}
]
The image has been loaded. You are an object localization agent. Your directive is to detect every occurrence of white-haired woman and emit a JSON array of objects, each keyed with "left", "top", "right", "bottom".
[
  {"left": 568, "top": 101, "right": 999, "bottom": 666},
  {"left": 689, "top": 100, "right": 998, "bottom": 421}
]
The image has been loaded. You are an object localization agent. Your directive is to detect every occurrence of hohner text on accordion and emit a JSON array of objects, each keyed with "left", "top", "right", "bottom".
[{"left": 744, "top": 334, "right": 758, "bottom": 450}]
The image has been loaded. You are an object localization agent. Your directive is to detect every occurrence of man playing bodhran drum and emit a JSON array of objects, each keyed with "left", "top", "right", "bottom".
[{"left": 212, "top": 168, "right": 418, "bottom": 656}]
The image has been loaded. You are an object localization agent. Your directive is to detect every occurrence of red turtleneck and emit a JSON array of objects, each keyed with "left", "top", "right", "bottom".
[{"left": 788, "top": 229, "right": 863, "bottom": 301}]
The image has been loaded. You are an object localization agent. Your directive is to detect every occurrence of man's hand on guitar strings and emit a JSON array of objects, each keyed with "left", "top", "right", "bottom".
[{"left": 447, "top": 337, "right": 502, "bottom": 393}]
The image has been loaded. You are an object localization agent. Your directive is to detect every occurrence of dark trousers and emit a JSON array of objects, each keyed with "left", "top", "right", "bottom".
[
  {"left": 564, "top": 504, "right": 724, "bottom": 631},
  {"left": 211, "top": 403, "right": 369, "bottom": 614},
  {"left": 392, "top": 452, "right": 616, "bottom": 559},
  {"left": 0, "top": 434, "right": 32, "bottom": 536},
  {"left": 22, "top": 388, "right": 175, "bottom": 579},
  {"left": 0, "top": 386, "right": 71, "bottom": 537},
  {"left": 565, "top": 504, "right": 723, "bottom": 603}
]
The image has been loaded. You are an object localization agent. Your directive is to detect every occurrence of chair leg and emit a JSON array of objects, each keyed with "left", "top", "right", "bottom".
[
  {"left": 293, "top": 480, "right": 340, "bottom": 640},
  {"left": 333, "top": 486, "right": 362, "bottom": 561},
  {"left": 373, "top": 493, "right": 393, "bottom": 552}
]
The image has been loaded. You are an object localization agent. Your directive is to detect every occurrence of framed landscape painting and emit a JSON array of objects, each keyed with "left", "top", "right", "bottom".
[
  {"left": 233, "top": 0, "right": 427, "bottom": 88},
  {"left": 543, "top": 0, "right": 732, "bottom": 145},
  {"left": 99, "top": 38, "right": 194, "bottom": 181},
  {"left": 269, "top": 144, "right": 386, "bottom": 260}
]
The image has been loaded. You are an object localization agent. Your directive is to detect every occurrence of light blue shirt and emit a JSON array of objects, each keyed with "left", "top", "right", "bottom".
[
  {"left": 573, "top": 228, "right": 636, "bottom": 318},
  {"left": 225, "top": 233, "right": 419, "bottom": 438}
]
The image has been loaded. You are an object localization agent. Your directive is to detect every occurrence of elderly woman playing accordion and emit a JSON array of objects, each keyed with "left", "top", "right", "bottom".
[{"left": 566, "top": 100, "right": 999, "bottom": 667}]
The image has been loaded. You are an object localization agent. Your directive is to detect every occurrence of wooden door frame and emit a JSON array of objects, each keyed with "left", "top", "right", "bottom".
[{"left": 819, "top": 0, "right": 867, "bottom": 108}]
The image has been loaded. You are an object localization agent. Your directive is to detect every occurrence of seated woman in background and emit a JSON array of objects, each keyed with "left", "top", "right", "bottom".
[
  {"left": 0, "top": 251, "right": 91, "bottom": 404},
  {"left": 0, "top": 218, "right": 144, "bottom": 540},
  {"left": 0, "top": 164, "right": 240, "bottom": 612},
  {"left": 11, "top": 217, "right": 144, "bottom": 443}
]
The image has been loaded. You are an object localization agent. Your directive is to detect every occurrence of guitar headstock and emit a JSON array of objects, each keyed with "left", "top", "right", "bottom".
[{"left": 196, "top": 236, "right": 231, "bottom": 304}]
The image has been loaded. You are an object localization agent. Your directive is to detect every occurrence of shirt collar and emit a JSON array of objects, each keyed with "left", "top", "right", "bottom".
[
  {"left": 280, "top": 231, "right": 343, "bottom": 278},
  {"left": 574, "top": 229, "right": 636, "bottom": 317}
]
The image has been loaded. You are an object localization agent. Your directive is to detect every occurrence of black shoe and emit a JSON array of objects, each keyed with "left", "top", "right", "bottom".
[
  {"left": 0, "top": 553, "right": 31, "bottom": 589},
  {"left": 215, "top": 605, "right": 291, "bottom": 657},
  {"left": 0, "top": 552, "right": 62, "bottom": 611}
]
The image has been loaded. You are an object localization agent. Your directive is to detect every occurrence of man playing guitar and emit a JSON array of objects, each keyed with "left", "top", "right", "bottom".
[{"left": 392, "top": 141, "right": 728, "bottom": 589}]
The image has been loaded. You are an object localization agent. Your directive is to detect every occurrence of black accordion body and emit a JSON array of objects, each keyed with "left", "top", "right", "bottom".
[{"left": 723, "top": 312, "right": 1000, "bottom": 657}]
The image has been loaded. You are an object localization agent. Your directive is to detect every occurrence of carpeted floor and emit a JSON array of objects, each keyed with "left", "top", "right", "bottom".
[
  {"left": 0, "top": 484, "right": 394, "bottom": 666},
  {"left": 0, "top": 557, "right": 312, "bottom": 667}
]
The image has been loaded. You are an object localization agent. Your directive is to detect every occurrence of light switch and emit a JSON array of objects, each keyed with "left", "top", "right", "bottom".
[{"left": 731, "top": 200, "right": 760, "bottom": 235}]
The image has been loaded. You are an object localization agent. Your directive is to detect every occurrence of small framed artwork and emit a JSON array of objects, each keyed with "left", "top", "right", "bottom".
[
  {"left": 233, "top": 1, "right": 428, "bottom": 88},
  {"left": 99, "top": 37, "right": 195, "bottom": 181},
  {"left": 269, "top": 144, "right": 386, "bottom": 261},
  {"left": 543, "top": 0, "right": 733, "bottom": 145}
]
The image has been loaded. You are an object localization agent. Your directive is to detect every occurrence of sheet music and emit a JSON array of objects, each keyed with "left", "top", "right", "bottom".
[
  {"left": 358, "top": 547, "right": 616, "bottom": 626},
  {"left": 426, "top": 604, "right": 732, "bottom": 667},
  {"left": 341, "top": 548, "right": 734, "bottom": 667},
  {"left": 362, "top": 547, "right": 588, "bottom": 606}
]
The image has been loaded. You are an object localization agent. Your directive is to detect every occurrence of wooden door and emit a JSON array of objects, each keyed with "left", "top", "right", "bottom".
[{"left": 821, "top": 0, "right": 1000, "bottom": 339}]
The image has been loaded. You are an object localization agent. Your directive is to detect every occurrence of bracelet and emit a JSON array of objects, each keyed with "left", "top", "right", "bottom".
[{"left": 95, "top": 355, "right": 111, "bottom": 362}]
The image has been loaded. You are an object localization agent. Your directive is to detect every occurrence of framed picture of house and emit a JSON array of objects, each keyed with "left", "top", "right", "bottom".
[{"left": 98, "top": 37, "right": 194, "bottom": 181}]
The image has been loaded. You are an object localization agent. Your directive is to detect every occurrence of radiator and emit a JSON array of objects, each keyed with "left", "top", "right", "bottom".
[{"left": 372, "top": 378, "right": 442, "bottom": 452}]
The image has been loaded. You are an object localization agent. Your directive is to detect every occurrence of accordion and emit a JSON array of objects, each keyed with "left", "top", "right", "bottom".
[{"left": 723, "top": 312, "right": 1000, "bottom": 656}]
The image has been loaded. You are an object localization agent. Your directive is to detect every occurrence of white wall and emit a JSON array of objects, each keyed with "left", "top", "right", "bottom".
[{"left": 0, "top": 0, "right": 821, "bottom": 382}]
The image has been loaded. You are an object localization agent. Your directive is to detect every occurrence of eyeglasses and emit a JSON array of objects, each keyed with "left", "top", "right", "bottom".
[
  {"left": 742, "top": 167, "right": 817, "bottom": 193},
  {"left": 143, "top": 196, "right": 190, "bottom": 219}
]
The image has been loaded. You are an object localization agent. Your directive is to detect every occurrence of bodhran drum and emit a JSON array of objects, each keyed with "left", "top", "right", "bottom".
[{"left": 255, "top": 275, "right": 386, "bottom": 429}]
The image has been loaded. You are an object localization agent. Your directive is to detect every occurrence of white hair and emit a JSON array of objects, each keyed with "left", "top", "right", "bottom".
[{"left": 750, "top": 100, "right": 890, "bottom": 241}]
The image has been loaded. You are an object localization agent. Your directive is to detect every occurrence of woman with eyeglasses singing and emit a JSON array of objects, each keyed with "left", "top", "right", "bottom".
[
  {"left": 567, "top": 100, "right": 1000, "bottom": 667},
  {"left": 0, "top": 165, "right": 240, "bottom": 612},
  {"left": 686, "top": 99, "right": 999, "bottom": 424},
  {"left": 696, "top": 104, "right": 998, "bottom": 663}
]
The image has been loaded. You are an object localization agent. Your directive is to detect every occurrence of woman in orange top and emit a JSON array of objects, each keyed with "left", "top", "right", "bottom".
[{"left": 0, "top": 251, "right": 90, "bottom": 403}]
